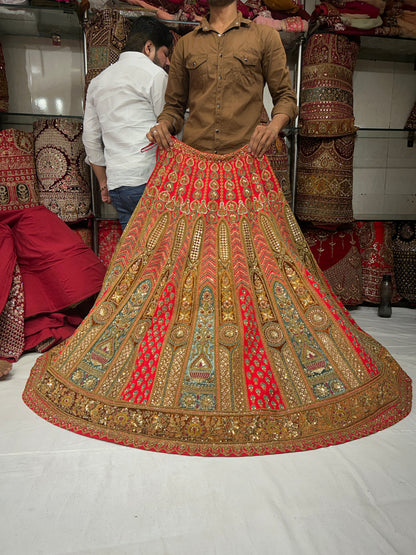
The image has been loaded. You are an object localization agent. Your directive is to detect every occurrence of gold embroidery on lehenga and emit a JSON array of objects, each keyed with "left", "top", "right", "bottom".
[
  {"left": 22, "top": 140, "right": 411, "bottom": 457},
  {"left": 151, "top": 218, "right": 207, "bottom": 407},
  {"left": 217, "top": 220, "right": 245, "bottom": 411}
]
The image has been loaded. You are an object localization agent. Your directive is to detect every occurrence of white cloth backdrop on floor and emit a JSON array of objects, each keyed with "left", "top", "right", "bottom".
[{"left": 1, "top": 306, "right": 415, "bottom": 555}]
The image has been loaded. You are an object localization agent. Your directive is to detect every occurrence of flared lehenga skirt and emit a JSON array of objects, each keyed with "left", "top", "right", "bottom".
[{"left": 23, "top": 139, "right": 412, "bottom": 456}]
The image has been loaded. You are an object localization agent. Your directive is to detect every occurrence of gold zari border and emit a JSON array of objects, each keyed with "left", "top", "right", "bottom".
[{"left": 23, "top": 345, "right": 411, "bottom": 457}]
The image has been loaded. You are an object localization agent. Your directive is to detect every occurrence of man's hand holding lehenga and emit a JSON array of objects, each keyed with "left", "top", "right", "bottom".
[{"left": 146, "top": 121, "right": 174, "bottom": 151}]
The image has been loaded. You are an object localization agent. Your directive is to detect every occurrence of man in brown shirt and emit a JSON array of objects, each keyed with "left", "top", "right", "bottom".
[{"left": 147, "top": 0, "right": 298, "bottom": 158}]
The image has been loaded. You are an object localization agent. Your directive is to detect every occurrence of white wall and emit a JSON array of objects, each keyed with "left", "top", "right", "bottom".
[
  {"left": 1, "top": 34, "right": 84, "bottom": 128},
  {"left": 353, "top": 59, "right": 416, "bottom": 219}
]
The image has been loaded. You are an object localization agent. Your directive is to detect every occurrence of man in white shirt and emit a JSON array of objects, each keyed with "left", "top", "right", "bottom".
[{"left": 83, "top": 16, "right": 172, "bottom": 230}]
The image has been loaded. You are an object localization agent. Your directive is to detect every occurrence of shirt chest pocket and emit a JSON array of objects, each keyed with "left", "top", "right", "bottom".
[
  {"left": 186, "top": 55, "right": 208, "bottom": 87},
  {"left": 229, "top": 52, "right": 259, "bottom": 86}
]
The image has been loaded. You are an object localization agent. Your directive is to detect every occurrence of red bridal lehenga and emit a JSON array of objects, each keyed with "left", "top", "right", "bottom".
[{"left": 23, "top": 139, "right": 412, "bottom": 456}]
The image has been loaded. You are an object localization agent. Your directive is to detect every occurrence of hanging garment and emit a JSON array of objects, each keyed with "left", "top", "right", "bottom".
[
  {"left": 392, "top": 221, "right": 416, "bottom": 303},
  {"left": 303, "top": 225, "right": 363, "bottom": 306},
  {"left": 23, "top": 140, "right": 411, "bottom": 456},
  {"left": 356, "top": 221, "right": 401, "bottom": 304},
  {"left": 295, "top": 135, "right": 355, "bottom": 225},
  {"left": 33, "top": 118, "right": 92, "bottom": 223},
  {"left": 84, "top": 9, "right": 132, "bottom": 97},
  {"left": 260, "top": 107, "right": 292, "bottom": 206},
  {"left": 0, "top": 129, "right": 40, "bottom": 211}
]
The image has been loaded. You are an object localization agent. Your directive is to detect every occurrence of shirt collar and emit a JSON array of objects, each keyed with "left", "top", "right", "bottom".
[
  {"left": 119, "top": 51, "right": 147, "bottom": 61},
  {"left": 199, "top": 11, "right": 251, "bottom": 34}
]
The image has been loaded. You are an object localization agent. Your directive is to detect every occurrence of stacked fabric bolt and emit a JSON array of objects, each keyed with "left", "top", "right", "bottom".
[
  {"left": 295, "top": 32, "right": 359, "bottom": 227},
  {"left": 293, "top": 31, "right": 364, "bottom": 305},
  {"left": 252, "top": 0, "right": 310, "bottom": 31},
  {"left": 119, "top": 0, "right": 310, "bottom": 28},
  {"left": 309, "top": 0, "right": 414, "bottom": 37}
]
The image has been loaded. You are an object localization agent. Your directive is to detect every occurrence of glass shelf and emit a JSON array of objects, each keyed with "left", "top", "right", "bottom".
[
  {"left": 289, "top": 128, "right": 411, "bottom": 138},
  {"left": 106, "top": 3, "right": 304, "bottom": 52},
  {"left": 0, "top": 112, "right": 83, "bottom": 125},
  {"left": 358, "top": 36, "right": 416, "bottom": 64},
  {"left": 356, "top": 128, "right": 412, "bottom": 139},
  {"left": 0, "top": 3, "right": 82, "bottom": 39}
]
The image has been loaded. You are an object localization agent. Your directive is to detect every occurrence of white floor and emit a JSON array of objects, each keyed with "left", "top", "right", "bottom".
[{"left": 1, "top": 305, "right": 415, "bottom": 555}]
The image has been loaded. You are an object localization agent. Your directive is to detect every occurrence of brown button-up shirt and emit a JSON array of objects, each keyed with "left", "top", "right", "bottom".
[{"left": 158, "top": 12, "right": 298, "bottom": 154}]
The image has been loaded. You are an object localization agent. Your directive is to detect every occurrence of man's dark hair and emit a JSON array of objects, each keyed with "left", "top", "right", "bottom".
[{"left": 122, "top": 16, "right": 173, "bottom": 53}]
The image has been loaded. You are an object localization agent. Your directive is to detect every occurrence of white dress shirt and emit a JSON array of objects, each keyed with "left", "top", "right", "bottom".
[{"left": 82, "top": 51, "right": 168, "bottom": 190}]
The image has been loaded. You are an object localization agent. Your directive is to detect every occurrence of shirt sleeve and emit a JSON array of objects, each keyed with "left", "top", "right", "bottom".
[
  {"left": 150, "top": 69, "right": 168, "bottom": 118},
  {"left": 157, "top": 38, "right": 189, "bottom": 134},
  {"left": 82, "top": 84, "right": 106, "bottom": 167},
  {"left": 261, "top": 27, "right": 298, "bottom": 124}
]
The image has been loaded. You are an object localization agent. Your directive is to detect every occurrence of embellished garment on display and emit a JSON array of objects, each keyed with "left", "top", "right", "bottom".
[
  {"left": 0, "top": 129, "right": 40, "bottom": 211},
  {"left": 299, "top": 32, "right": 359, "bottom": 138},
  {"left": 356, "top": 221, "right": 401, "bottom": 304},
  {"left": 84, "top": 9, "right": 132, "bottom": 96},
  {"left": 303, "top": 226, "right": 363, "bottom": 306},
  {"left": 392, "top": 221, "right": 416, "bottom": 304},
  {"left": 23, "top": 139, "right": 412, "bottom": 456},
  {"left": 33, "top": 118, "right": 92, "bottom": 223},
  {"left": 295, "top": 135, "right": 355, "bottom": 225}
]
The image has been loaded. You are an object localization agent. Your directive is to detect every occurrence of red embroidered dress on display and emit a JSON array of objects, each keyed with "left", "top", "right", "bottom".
[{"left": 23, "top": 140, "right": 412, "bottom": 456}]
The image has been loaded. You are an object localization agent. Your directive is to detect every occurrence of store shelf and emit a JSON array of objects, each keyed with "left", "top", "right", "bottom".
[
  {"left": 358, "top": 36, "right": 416, "bottom": 64},
  {"left": 0, "top": 3, "right": 82, "bottom": 39},
  {"left": 0, "top": 112, "right": 83, "bottom": 124},
  {"left": 356, "top": 128, "right": 411, "bottom": 139},
  {"left": 104, "top": 3, "right": 305, "bottom": 52}
]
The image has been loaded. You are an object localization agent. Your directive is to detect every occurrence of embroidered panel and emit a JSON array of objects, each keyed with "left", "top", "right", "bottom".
[
  {"left": 392, "top": 221, "right": 416, "bottom": 303},
  {"left": 84, "top": 9, "right": 132, "bottom": 97},
  {"left": 0, "top": 129, "right": 40, "bottom": 211},
  {"left": 303, "top": 226, "right": 363, "bottom": 306},
  {"left": 356, "top": 221, "right": 401, "bottom": 304},
  {"left": 299, "top": 32, "right": 359, "bottom": 137},
  {"left": 295, "top": 135, "right": 355, "bottom": 225},
  {"left": 33, "top": 118, "right": 91, "bottom": 223},
  {"left": 0, "top": 263, "right": 24, "bottom": 362}
]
